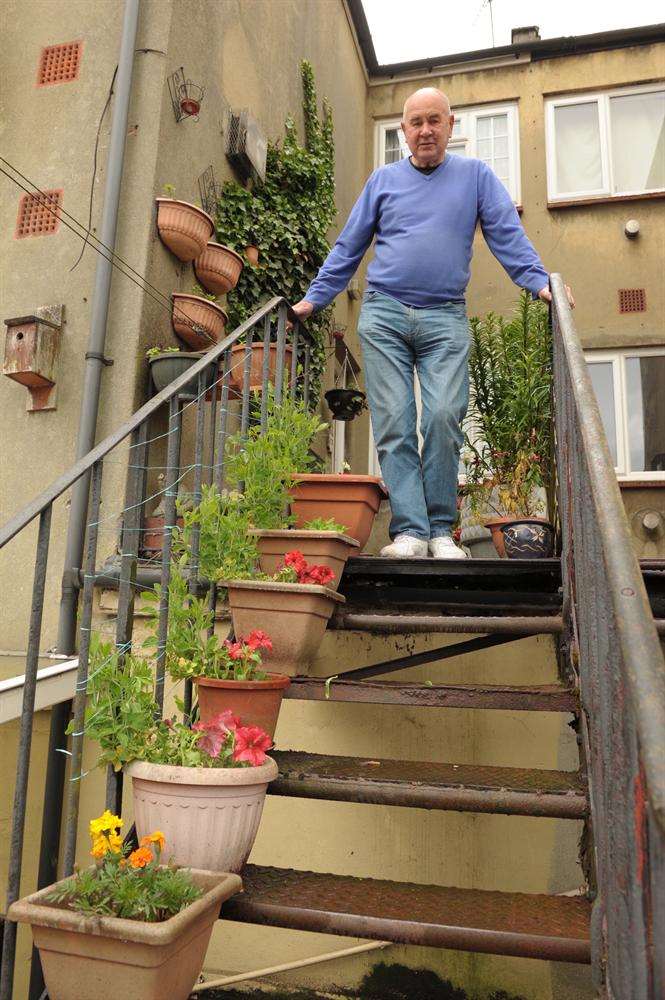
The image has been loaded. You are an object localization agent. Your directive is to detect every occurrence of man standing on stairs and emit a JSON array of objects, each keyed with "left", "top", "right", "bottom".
[{"left": 292, "top": 87, "right": 573, "bottom": 559}]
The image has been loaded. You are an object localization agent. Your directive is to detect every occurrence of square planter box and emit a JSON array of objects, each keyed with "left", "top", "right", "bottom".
[
  {"left": 289, "top": 474, "right": 388, "bottom": 550},
  {"left": 250, "top": 528, "right": 360, "bottom": 590}
]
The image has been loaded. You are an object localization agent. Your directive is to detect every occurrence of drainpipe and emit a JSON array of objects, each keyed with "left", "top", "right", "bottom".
[{"left": 57, "top": 0, "right": 140, "bottom": 656}]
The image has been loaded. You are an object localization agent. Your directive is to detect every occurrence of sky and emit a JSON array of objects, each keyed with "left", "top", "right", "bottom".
[{"left": 361, "top": 0, "right": 665, "bottom": 64}]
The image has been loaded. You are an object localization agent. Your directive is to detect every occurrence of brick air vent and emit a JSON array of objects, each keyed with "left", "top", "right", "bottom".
[
  {"left": 37, "top": 41, "right": 82, "bottom": 86},
  {"left": 14, "top": 190, "right": 63, "bottom": 239},
  {"left": 619, "top": 289, "right": 646, "bottom": 314}
]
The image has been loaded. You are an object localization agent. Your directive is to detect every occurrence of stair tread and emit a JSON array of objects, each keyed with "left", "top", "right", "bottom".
[
  {"left": 285, "top": 678, "right": 577, "bottom": 711},
  {"left": 269, "top": 751, "right": 587, "bottom": 818},
  {"left": 222, "top": 865, "right": 591, "bottom": 963}
]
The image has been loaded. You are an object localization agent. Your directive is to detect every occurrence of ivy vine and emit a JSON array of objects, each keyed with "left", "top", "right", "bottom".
[{"left": 214, "top": 61, "right": 336, "bottom": 406}]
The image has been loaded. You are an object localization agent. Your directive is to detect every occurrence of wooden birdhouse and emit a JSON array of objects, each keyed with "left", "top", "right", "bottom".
[{"left": 3, "top": 305, "right": 63, "bottom": 411}]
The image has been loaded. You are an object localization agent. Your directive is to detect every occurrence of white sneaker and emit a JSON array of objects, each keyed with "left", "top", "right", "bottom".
[
  {"left": 380, "top": 534, "right": 428, "bottom": 558},
  {"left": 428, "top": 536, "right": 468, "bottom": 559}
]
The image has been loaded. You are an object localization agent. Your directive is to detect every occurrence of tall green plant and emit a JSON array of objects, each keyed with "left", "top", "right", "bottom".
[
  {"left": 214, "top": 61, "right": 336, "bottom": 403},
  {"left": 464, "top": 292, "right": 552, "bottom": 517}
]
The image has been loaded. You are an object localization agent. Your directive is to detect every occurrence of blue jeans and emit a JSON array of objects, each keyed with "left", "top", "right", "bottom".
[{"left": 357, "top": 290, "right": 470, "bottom": 541}]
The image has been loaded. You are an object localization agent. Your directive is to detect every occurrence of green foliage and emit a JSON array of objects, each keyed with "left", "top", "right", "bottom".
[
  {"left": 214, "top": 61, "right": 336, "bottom": 404},
  {"left": 464, "top": 292, "right": 552, "bottom": 517},
  {"left": 192, "top": 282, "right": 219, "bottom": 303},
  {"left": 146, "top": 345, "right": 180, "bottom": 359},
  {"left": 303, "top": 517, "right": 347, "bottom": 532},
  {"left": 175, "top": 490, "right": 258, "bottom": 583},
  {"left": 47, "top": 850, "right": 202, "bottom": 922},
  {"left": 162, "top": 183, "right": 176, "bottom": 198}
]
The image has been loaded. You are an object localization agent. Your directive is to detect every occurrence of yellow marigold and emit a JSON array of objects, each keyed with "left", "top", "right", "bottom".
[
  {"left": 90, "top": 837, "right": 109, "bottom": 860},
  {"left": 140, "top": 830, "right": 165, "bottom": 853},
  {"left": 107, "top": 832, "right": 124, "bottom": 854},
  {"left": 89, "top": 810, "right": 123, "bottom": 838},
  {"left": 128, "top": 846, "right": 153, "bottom": 869}
]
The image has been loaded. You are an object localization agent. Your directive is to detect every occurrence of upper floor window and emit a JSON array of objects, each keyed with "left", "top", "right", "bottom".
[
  {"left": 375, "top": 101, "right": 521, "bottom": 202},
  {"left": 586, "top": 348, "right": 665, "bottom": 479},
  {"left": 545, "top": 84, "right": 665, "bottom": 203}
]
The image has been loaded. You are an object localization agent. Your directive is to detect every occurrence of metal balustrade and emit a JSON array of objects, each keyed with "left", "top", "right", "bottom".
[{"left": 0, "top": 296, "right": 313, "bottom": 1000}]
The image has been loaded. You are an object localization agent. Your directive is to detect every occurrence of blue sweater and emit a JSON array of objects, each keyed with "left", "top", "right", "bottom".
[{"left": 305, "top": 155, "right": 548, "bottom": 310}]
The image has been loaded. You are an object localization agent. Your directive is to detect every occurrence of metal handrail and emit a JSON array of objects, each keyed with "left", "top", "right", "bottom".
[
  {"left": 0, "top": 296, "right": 303, "bottom": 549},
  {"left": 551, "top": 273, "right": 665, "bottom": 833}
]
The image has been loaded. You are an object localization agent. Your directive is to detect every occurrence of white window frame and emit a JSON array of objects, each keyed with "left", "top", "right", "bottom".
[
  {"left": 586, "top": 346, "right": 665, "bottom": 481},
  {"left": 373, "top": 101, "right": 521, "bottom": 203},
  {"left": 545, "top": 82, "right": 665, "bottom": 203}
]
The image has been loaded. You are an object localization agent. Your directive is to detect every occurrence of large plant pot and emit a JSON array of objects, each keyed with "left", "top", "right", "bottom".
[
  {"left": 289, "top": 474, "right": 388, "bottom": 551},
  {"left": 225, "top": 580, "right": 345, "bottom": 676},
  {"left": 171, "top": 293, "right": 228, "bottom": 351},
  {"left": 155, "top": 198, "right": 214, "bottom": 262},
  {"left": 501, "top": 518, "right": 555, "bottom": 559},
  {"left": 195, "top": 673, "right": 291, "bottom": 738},
  {"left": 8, "top": 868, "right": 241, "bottom": 1000},
  {"left": 126, "top": 758, "right": 277, "bottom": 873},
  {"left": 194, "top": 241, "right": 244, "bottom": 295},
  {"left": 250, "top": 528, "right": 360, "bottom": 591},
  {"left": 228, "top": 343, "right": 292, "bottom": 398}
]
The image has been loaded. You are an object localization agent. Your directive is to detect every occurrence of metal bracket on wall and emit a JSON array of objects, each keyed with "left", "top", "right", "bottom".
[{"left": 85, "top": 351, "right": 114, "bottom": 366}]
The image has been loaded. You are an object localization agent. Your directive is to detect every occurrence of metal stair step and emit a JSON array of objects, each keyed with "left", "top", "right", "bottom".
[
  {"left": 285, "top": 677, "right": 577, "bottom": 711},
  {"left": 222, "top": 865, "right": 591, "bottom": 963},
  {"left": 269, "top": 751, "right": 587, "bottom": 818},
  {"left": 330, "top": 611, "right": 564, "bottom": 635}
]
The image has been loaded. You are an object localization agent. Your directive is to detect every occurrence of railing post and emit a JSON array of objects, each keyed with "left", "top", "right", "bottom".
[
  {"left": 303, "top": 340, "right": 311, "bottom": 410},
  {"left": 0, "top": 504, "right": 52, "bottom": 1000},
  {"left": 274, "top": 303, "right": 287, "bottom": 404},
  {"left": 260, "top": 313, "right": 272, "bottom": 432},
  {"left": 154, "top": 397, "right": 183, "bottom": 713}
]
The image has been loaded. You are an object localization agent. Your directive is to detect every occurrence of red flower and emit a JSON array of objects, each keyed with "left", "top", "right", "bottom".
[
  {"left": 232, "top": 725, "right": 272, "bottom": 766},
  {"left": 225, "top": 641, "right": 244, "bottom": 660},
  {"left": 284, "top": 550, "right": 306, "bottom": 568},
  {"left": 246, "top": 629, "right": 273, "bottom": 652}
]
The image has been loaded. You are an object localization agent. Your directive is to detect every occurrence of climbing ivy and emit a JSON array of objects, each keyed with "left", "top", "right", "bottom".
[{"left": 214, "top": 61, "right": 336, "bottom": 405}]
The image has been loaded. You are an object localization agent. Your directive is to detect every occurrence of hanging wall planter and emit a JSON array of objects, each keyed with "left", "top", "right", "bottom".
[
  {"left": 244, "top": 245, "right": 259, "bottom": 265},
  {"left": 250, "top": 528, "right": 359, "bottom": 591},
  {"left": 325, "top": 387, "right": 366, "bottom": 422},
  {"left": 171, "top": 293, "right": 227, "bottom": 351},
  {"left": 289, "top": 474, "right": 388, "bottom": 551},
  {"left": 155, "top": 199, "right": 214, "bottom": 262},
  {"left": 228, "top": 343, "right": 292, "bottom": 397},
  {"left": 194, "top": 242, "right": 244, "bottom": 296}
]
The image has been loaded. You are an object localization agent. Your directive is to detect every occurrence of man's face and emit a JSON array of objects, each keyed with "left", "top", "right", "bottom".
[{"left": 401, "top": 96, "right": 454, "bottom": 167}]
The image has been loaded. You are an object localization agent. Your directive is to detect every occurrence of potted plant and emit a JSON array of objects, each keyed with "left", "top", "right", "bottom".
[
  {"left": 228, "top": 341, "right": 293, "bottom": 398},
  {"left": 289, "top": 473, "right": 388, "bottom": 551},
  {"left": 9, "top": 810, "right": 241, "bottom": 1000},
  {"left": 324, "top": 387, "right": 367, "bottom": 421},
  {"left": 463, "top": 292, "right": 555, "bottom": 558},
  {"left": 172, "top": 284, "right": 228, "bottom": 351},
  {"left": 224, "top": 550, "right": 345, "bottom": 677},
  {"left": 141, "top": 498, "right": 185, "bottom": 557},
  {"left": 156, "top": 184, "right": 214, "bottom": 263},
  {"left": 250, "top": 516, "right": 359, "bottom": 591},
  {"left": 81, "top": 641, "right": 277, "bottom": 873},
  {"left": 194, "top": 241, "right": 244, "bottom": 296}
]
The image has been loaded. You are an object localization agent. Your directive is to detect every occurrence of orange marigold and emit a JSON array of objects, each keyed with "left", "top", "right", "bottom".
[
  {"left": 140, "top": 830, "right": 165, "bottom": 853},
  {"left": 128, "top": 846, "right": 153, "bottom": 869}
]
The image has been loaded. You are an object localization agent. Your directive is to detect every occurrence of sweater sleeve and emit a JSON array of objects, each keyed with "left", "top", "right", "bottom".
[
  {"left": 477, "top": 162, "right": 549, "bottom": 296},
  {"left": 304, "top": 172, "right": 379, "bottom": 311}
]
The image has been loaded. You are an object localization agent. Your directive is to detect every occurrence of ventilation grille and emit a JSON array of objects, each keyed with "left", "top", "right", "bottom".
[
  {"left": 15, "top": 190, "right": 63, "bottom": 238},
  {"left": 37, "top": 41, "right": 82, "bottom": 86},
  {"left": 619, "top": 288, "right": 646, "bottom": 314}
]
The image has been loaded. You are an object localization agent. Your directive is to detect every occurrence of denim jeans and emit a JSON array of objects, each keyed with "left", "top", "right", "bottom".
[{"left": 357, "top": 290, "right": 470, "bottom": 541}]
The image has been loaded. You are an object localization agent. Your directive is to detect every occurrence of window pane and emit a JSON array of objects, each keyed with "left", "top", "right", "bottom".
[
  {"left": 625, "top": 355, "right": 665, "bottom": 472},
  {"left": 554, "top": 102, "right": 603, "bottom": 194},
  {"left": 587, "top": 362, "right": 618, "bottom": 465},
  {"left": 475, "top": 114, "right": 511, "bottom": 192},
  {"left": 384, "top": 127, "right": 406, "bottom": 164},
  {"left": 477, "top": 117, "right": 491, "bottom": 139},
  {"left": 611, "top": 91, "right": 665, "bottom": 193}
]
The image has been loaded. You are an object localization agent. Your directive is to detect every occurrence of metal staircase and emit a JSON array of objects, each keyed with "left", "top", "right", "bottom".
[{"left": 0, "top": 277, "right": 663, "bottom": 998}]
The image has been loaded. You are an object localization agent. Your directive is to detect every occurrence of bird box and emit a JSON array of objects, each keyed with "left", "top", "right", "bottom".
[{"left": 3, "top": 306, "right": 62, "bottom": 411}]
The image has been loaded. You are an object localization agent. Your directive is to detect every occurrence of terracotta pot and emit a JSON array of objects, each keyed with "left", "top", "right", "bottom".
[
  {"left": 250, "top": 528, "right": 360, "bottom": 591},
  {"left": 142, "top": 513, "right": 185, "bottom": 555},
  {"left": 483, "top": 516, "right": 514, "bottom": 558},
  {"left": 8, "top": 868, "right": 241, "bottom": 1000},
  {"left": 244, "top": 245, "right": 259, "bottom": 265},
  {"left": 228, "top": 343, "right": 293, "bottom": 398},
  {"left": 155, "top": 198, "right": 214, "bottom": 262},
  {"left": 171, "top": 293, "right": 228, "bottom": 351},
  {"left": 194, "top": 241, "right": 244, "bottom": 295},
  {"left": 225, "top": 580, "right": 345, "bottom": 676},
  {"left": 289, "top": 474, "right": 388, "bottom": 551},
  {"left": 195, "top": 673, "right": 290, "bottom": 737},
  {"left": 501, "top": 518, "right": 555, "bottom": 559},
  {"left": 127, "top": 758, "right": 277, "bottom": 873}
]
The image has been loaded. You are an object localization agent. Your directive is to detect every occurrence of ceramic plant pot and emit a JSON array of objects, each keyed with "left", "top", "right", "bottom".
[
  {"left": 142, "top": 512, "right": 185, "bottom": 555},
  {"left": 250, "top": 528, "right": 360, "bottom": 591},
  {"left": 194, "top": 242, "right": 244, "bottom": 296},
  {"left": 126, "top": 758, "right": 277, "bottom": 873},
  {"left": 171, "top": 293, "right": 228, "bottom": 351},
  {"left": 8, "top": 868, "right": 241, "bottom": 1000},
  {"left": 228, "top": 343, "right": 293, "bottom": 398},
  {"left": 289, "top": 474, "right": 388, "bottom": 551},
  {"left": 244, "top": 245, "right": 259, "bottom": 265},
  {"left": 225, "top": 580, "right": 345, "bottom": 676},
  {"left": 195, "top": 673, "right": 291, "bottom": 738},
  {"left": 483, "top": 516, "right": 515, "bottom": 559},
  {"left": 501, "top": 518, "right": 555, "bottom": 559},
  {"left": 155, "top": 198, "right": 214, "bottom": 262}
]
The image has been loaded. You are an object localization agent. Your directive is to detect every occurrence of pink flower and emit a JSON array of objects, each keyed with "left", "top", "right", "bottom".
[
  {"left": 232, "top": 725, "right": 272, "bottom": 766},
  {"left": 193, "top": 710, "right": 240, "bottom": 757}
]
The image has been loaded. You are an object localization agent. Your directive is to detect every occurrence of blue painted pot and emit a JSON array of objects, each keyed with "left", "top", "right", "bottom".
[{"left": 501, "top": 519, "right": 555, "bottom": 559}]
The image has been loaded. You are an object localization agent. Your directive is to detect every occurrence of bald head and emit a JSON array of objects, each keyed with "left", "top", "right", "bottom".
[
  {"left": 400, "top": 88, "right": 454, "bottom": 168},
  {"left": 402, "top": 88, "right": 451, "bottom": 121}
]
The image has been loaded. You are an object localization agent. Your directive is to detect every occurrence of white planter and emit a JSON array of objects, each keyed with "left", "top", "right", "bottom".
[{"left": 126, "top": 758, "right": 278, "bottom": 873}]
